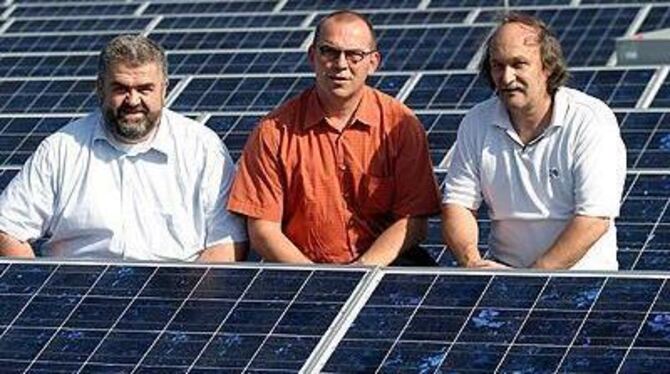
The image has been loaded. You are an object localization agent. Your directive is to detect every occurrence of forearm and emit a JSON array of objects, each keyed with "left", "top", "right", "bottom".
[
  {"left": 0, "top": 231, "right": 34, "bottom": 258},
  {"left": 248, "top": 218, "right": 313, "bottom": 264},
  {"left": 357, "top": 216, "right": 427, "bottom": 266},
  {"left": 441, "top": 204, "right": 481, "bottom": 267},
  {"left": 532, "top": 215, "right": 610, "bottom": 269},
  {"left": 197, "top": 241, "right": 248, "bottom": 263}
]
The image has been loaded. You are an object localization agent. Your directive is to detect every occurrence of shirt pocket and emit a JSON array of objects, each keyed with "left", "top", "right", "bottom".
[{"left": 360, "top": 174, "right": 394, "bottom": 214}]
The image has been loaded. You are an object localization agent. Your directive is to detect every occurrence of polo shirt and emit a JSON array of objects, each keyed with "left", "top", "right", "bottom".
[
  {"left": 0, "top": 109, "right": 246, "bottom": 261},
  {"left": 443, "top": 87, "right": 626, "bottom": 270},
  {"left": 228, "top": 86, "right": 441, "bottom": 263}
]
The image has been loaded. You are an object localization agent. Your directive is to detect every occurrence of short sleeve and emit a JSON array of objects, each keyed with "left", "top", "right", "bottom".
[
  {"left": 0, "top": 139, "right": 56, "bottom": 241},
  {"left": 442, "top": 114, "right": 484, "bottom": 210},
  {"left": 392, "top": 113, "right": 441, "bottom": 218},
  {"left": 227, "top": 120, "right": 284, "bottom": 222},
  {"left": 201, "top": 140, "right": 248, "bottom": 247},
  {"left": 573, "top": 109, "right": 626, "bottom": 218}
]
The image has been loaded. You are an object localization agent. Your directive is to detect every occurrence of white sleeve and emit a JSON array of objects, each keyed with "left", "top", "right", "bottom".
[
  {"left": 0, "top": 139, "right": 56, "bottom": 241},
  {"left": 202, "top": 140, "right": 247, "bottom": 247},
  {"left": 573, "top": 108, "right": 626, "bottom": 218},
  {"left": 442, "top": 113, "right": 484, "bottom": 210}
]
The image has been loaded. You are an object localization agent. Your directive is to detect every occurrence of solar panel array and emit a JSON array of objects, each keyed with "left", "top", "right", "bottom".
[
  {"left": 1, "top": 0, "right": 666, "bottom": 270},
  {"left": 2, "top": 260, "right": 670, "bottom": 372},
  {"left": 0, "top": 1, "right": 669, "bottom": 372}
]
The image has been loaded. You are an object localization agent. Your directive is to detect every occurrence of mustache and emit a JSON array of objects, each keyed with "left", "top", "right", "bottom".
[{"left": 117, "top": 103, "right": 148, "bottom": 116}]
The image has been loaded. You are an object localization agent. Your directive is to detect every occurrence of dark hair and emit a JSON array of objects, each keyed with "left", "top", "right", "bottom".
[
  {"left": 98, "top": 34, "right": 168, "bottom": 82},
  {"left": 479, "top": 11, "right": 569, "bottom": 95},
  {"left": 313, "top": 10, "right": 377, "bottom": 50}
]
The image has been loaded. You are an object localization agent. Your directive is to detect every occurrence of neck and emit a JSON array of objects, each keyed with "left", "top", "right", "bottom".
[
  {"left": 509, "top": 95, "right": 553, "bottom": 144},
  {"left": 316, "top": 88, "right": 365, "bottom": 130}
]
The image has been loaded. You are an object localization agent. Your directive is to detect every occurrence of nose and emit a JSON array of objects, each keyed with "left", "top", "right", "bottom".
[
  {"left": 333, "top": 50, "right": 348, "bottom": 69},
  {"left": 501, "top": 66, "right": 515, "bottom": 86},
  {"left": 124, "top": 89, "right": 141, "bottom": 106}
]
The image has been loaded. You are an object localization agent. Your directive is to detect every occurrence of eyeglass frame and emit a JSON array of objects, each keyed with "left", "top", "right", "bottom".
[{"left": 315, "top": 44, "right": 378, "bottom": 64}]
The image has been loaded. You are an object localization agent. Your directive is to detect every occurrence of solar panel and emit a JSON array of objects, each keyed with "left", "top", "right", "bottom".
[
  {"left": 6, "top": 17, "right": 153, "bottom": 33},
  {"left": 0, "top": 33, "right": 119, "bottom": 53},
  {"left": 363, "top": 10, "right": 471, "bottom": 25},
  {"left": 282, "top": 0, "right": 421, "bottom": 11},
  {"left": 0, "top": 261, "right": 367, "bottom": 372},
  {"left": 428, "top": 0, "right": 571, "bottom": 7},
  {"left": 169, "top": 50, "right": 308, "bottom": 75},
  {"left": 149, "top": 29, "right": 309, "bottom": 51},
  {"left": 156, "top": 14, "right": 307, "bottom": 30},
  {"left": 0, "top": 54, "right": 98, "bottom": 78},
  {"left": 9, "top": 4, "right": 139, "bottom": 18},
  {"left": 477, "top": 6, "right": 639, "bottom": 66},
  {"left": 322, "top": 270, "right": 670, "bottom": 372},
  {"left": 143, "top": 1, "right": 277, "bottom": 15}
]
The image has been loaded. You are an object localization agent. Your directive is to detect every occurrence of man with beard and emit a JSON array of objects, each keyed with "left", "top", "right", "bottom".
[
  {"left": 0, "top": 35, "right": 247, "bottom": 261},
  {"left": 228, "top": 10, "right": 441, "bottom": 266},
  {"left": 441, "top": 12, "right": 626, "bottom": 270}
]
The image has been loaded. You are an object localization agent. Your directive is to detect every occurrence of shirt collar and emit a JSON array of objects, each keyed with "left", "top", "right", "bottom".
[
  {"left": 303, "top": 85, "right": 381, "bottom": 130},
  {"left": 491, "top": 87, "right": 567, "bottom": 131},
  {"left": 93, "top": 109, "right": 171, "bottom": 157}
]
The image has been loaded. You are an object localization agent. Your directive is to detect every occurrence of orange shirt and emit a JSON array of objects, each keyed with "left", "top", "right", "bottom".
[{"left": 228, "top": 86, "right": 441, "bottom": 263}]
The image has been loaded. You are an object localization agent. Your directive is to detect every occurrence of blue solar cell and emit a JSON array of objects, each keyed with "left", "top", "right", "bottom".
[
  {"left": 150, "top": 30, "right": 309, "bottom": 50},
  {"left": 365, "top": 10, "right": 470, "bottom": 25},
  {"left": 7, "top": 17, "right": 152, "bottom": 33},
  {"left": 144, "top": 1, "right": 275, "bottom": 15},
  {"left": 0, "top": 34, "right": 116, "bottom": 52},
  {"left": 636, "top": 5, "right": 670, "bottom": 33},
  {"left": 284, "top": 0, "right": 421, "bottom": 10},
  {"left": 10, "top": 4, "right": 138, "bottom": 18},
  {"left": 158, "top": 14, "right": 306, "bottom": 29}
]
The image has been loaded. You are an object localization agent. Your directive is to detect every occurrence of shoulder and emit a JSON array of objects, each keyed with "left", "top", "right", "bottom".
[
  {"left": 458, "top": 95, "right": 499, "bottom": 134},
  {"left": 560, "top": 87, "right": 618, "bottom": 129},
  {"left": 40, "top": 112, "right": 99, "bottom": 153},
  {"left": 262, "top": 89, "right": 311, "bottom": 130}
]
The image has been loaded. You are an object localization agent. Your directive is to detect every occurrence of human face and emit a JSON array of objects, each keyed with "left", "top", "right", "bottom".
[
  {"left": 97, "top": 62, "right": 166, "bottom": 143},
  {"left": 309, "top": 17, "right": 380, "bottom": 107},
  {"left": 488, "top": 22, "right": 551, "bottom": 115}
]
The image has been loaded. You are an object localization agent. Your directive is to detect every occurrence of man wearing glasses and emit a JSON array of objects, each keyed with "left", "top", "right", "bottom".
[{"left": 228, "top": 10, "right": 441, "bottom": 266}]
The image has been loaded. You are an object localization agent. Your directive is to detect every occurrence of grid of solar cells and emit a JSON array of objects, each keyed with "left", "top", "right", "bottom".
[
  {"left": 9, "top": 4, "right": 138, "bottom": 18},
  {"left": 618, "top": 111, "right": 670, "bottom": 169},
  {"left": 6, "top": 17, "right": 153, "bottom": 33},
  {"left": 0, "top": 263, "right": 366, "bottom": 372},
  {"left": 0, "top": 116, "right": 76, "bottom": 166},
  {"left": 171, "top": 74, "right": 409, "bottom": 112},
  {"left": 206, "top": 114, "right": 263, "bottom": 161},
  {"left": 571, "top": 69, "right": 655, "bottom": 108},
  {"left": 149, "top": 29, "right": 309, "bottom": 51},
  {"left": 169, "top": 50, "right": 309, "bottom": 75},
  {"left": 0, "top": 33, "right": 119, "bottom": 53},
  {"left": 377, "top": 26, "right": 491, "bottom": 71},
  {"left": 323, "top": 271, "right": 670, "bottom": 372},
  {"left": 418, "top": 112, "right": 463, "bottom": 165},
  {"left": 476, "top": 6, "right": 639, "bottom": 66},
  {"left": 364, "top": 10, "right": 470, "bottom": 25},
  {"left": 283, "top": 0, "right": 421, "bottom": 11},
  {"left": 639, "top": 6, "right": 670, "bottom": 33},
  {"left": 143, "top": 1, "right": 276, "bottom": 15},
  {"left": 651, "top": 74, "right": 670, "bottom": 108},
  {"left": 0, "top": 54, "right": 97, "bottom": 78},
  {"left": 156, "top": 14, "right": 307, "bottom": 30},
  {"left": 0, "top": 79, "right": 97, "bottom": 114},
  {"left": 428, "top": 0, "right": 571, "bottom": 6},
  {"left": 619, "top": 174, "right": 670, "bottom": 270}
]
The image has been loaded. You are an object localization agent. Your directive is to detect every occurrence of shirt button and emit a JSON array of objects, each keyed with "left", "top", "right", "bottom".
[{"left": 339, "top": 164, "right": 346, "bottom": 171}]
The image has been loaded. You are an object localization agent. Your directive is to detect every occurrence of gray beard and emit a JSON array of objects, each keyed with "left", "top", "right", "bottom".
[{"left": 104, "top": 110, "right": 158, "bottom": 142}]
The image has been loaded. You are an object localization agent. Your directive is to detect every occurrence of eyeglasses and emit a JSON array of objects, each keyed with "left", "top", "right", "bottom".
[{"left": 317, "top": 45, "right": 377, "bottom": 64}]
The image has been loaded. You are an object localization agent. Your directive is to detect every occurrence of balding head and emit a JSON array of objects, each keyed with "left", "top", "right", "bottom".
[{"left": 313, "top": 10, "right": 377, "bottom": 50}]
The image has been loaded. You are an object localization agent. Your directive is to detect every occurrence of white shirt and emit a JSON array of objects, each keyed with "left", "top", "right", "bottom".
[
  {"left": 0, "top": 109, "right": 246, "bottom": 261},
  {"left": 443, "top": 87, "right": 626, "bottom": 270}
]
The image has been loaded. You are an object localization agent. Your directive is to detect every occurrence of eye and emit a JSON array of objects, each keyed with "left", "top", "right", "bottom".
[
  {"left": 345, "top": 50, "right": 367, "bottom": 63},
  {"left": 318, "top": 45, "right": 341, "bottom": 60}
]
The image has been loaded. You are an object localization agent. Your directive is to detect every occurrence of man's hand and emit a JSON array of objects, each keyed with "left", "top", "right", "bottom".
[{"left": 465, "top": 258, "right": 510, "bottom": 269}]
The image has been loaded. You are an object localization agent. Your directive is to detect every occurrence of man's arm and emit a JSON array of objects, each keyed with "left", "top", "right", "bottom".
[
  {"left": 531, "top": 215, "right": 610, "bottom": 269},
  {"left": 354, "top": 216, "right": 426, "bottom": 266},
  {"left": 0, "top": 231, "right": 34, "bottom": 258},
  {"left": 197, "top": 241, "right": 249, "bottom": 263},
  {"left": 441, "top": 204, "right": 507, "bottom": 269},
  {"left": 247, "top": 218, "right": 313, "bottom": 264}
]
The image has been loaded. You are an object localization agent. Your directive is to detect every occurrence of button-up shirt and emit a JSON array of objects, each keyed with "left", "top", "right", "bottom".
[{"left": 0, "top": 109, "right": 246, "bottom": 261}]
